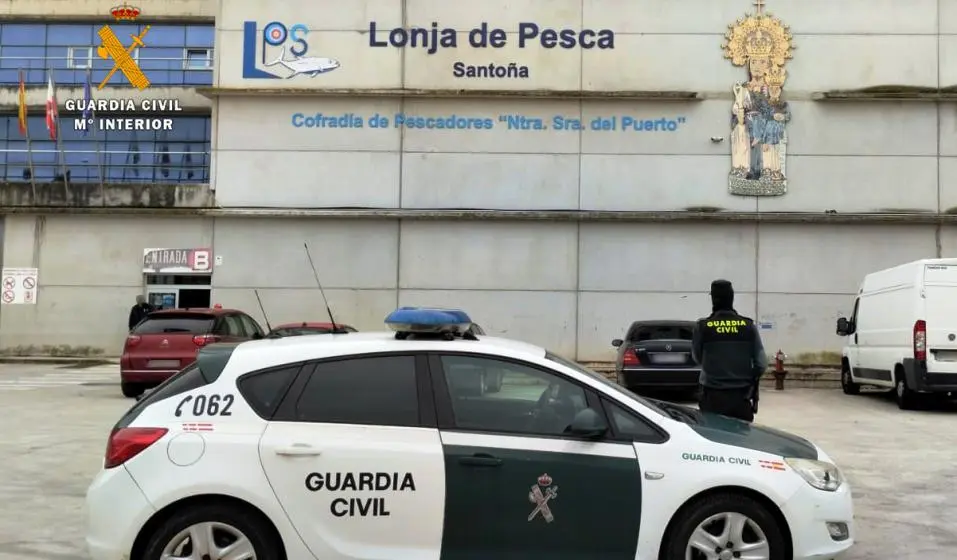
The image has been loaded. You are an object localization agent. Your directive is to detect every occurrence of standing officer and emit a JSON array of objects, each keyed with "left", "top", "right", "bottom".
[{"left": 691, "top": 279, "right": 768, "bottom": 422}]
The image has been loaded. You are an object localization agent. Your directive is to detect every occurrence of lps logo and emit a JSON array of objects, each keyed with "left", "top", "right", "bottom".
[{"left": 241, "top": 21, "right": 340, "bottom": 79}]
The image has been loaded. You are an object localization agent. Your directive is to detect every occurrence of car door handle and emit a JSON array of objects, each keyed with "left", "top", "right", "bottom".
[
  {"left": 274, "top": 444, "right": 322, "bottom": 457},
  {"left": 458, "top": 453, "right": 502, "bottom": 467}
]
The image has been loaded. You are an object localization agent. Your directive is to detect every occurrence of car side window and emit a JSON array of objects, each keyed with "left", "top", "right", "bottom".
[
  {"left": 224, "top": 315, "right": 245, "bottom": 336},
  {"left": 600, "top": 398, "right": 667, "bottom": 444},
  {"left": 238, "top": 364, "right": 301, "bottom": 419},
  {"left": 294, "top": 355, "right": 419, "bottom": 427},
  {"left": 850, "top": 298, "right": 860, "bottom": 329},
  {"left": 437, "top": 355, "right": 588, "bottom": 437},
  {"left": 239, "top": 314, "right": 263, "bottom": 337}
]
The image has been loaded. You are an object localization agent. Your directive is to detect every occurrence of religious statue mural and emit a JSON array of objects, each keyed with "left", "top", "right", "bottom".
[{"left": 723, "top": 0, "right": 794, "bottom": 196}]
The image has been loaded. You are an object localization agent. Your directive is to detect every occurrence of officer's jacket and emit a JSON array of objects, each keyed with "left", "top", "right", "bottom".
[{"left": 692, "top": 309, "right": 768, "bottom": 390}]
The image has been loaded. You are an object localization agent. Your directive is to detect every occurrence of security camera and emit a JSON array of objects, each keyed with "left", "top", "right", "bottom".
[{"left": 710, "top": 136, "right": 724, "bottom": 143}]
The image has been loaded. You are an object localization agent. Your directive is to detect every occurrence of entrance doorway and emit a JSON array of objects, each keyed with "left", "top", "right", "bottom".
[{"left": 145, "top": 274, "right": 211, "bottom": 310}]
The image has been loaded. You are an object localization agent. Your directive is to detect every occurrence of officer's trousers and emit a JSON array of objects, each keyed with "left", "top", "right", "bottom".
[{"left": 698, "top": 387, "right": 754, "bottom": 422}]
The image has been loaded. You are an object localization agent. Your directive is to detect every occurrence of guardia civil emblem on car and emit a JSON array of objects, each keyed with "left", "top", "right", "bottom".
[{"left": 528, "top": 473, "right": 558, "bottom": 523}]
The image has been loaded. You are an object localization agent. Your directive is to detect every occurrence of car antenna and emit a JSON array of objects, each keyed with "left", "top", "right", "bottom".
[
  {"left": 253, "top": 289, "right": 272, "bottom": 332},
  {"left": 303, "top": 241, "right": 344, "bottom": 334}
]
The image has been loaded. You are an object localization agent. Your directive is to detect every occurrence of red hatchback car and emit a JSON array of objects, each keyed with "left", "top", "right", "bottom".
[{"left": 120, "top": 308, "right": 265, "bottom": 398}]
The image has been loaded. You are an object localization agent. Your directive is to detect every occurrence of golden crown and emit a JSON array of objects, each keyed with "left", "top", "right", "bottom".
[
  {"left": 744, "top": 29, "right": 774, "bottom": 57},
  {"left": 765, "top": 66, "right": 786, "bottom": 86},
  {"left": 110, "top": 2, "right": 141, "bottom": 21}
]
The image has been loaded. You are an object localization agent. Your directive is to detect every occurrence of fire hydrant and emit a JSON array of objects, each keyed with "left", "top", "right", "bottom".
[{"left": 773, "top": 350, "right": 788, "bottom": 390}]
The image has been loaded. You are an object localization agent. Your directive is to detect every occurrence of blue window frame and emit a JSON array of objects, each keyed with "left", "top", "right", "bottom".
[
  {"left": 0, "top": 114, "right": 212, "bottom": 184},
  {"left": 0, "top": 22, "right": 214, "bottom": 87}
]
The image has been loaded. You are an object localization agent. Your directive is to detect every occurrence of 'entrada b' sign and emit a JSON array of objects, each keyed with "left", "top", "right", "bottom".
[{"left": 142, "top": 248, "right": 212, "bottom": 274}]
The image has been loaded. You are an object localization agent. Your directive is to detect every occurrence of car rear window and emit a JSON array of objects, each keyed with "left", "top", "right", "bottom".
[
  {"left": 628, "top": 324, "right": 694, "bottom": 341},
  {"left": 133, "top": 313, "right": 215, "bottom": 335},
  {"left": 114, "top": 363, "right": 207, "bottom": 429},
  {"left": 112, "top": 343, "right": 239, "bottom": 429}
]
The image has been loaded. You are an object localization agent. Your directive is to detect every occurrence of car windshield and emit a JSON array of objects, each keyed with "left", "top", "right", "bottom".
[
  {"left": 133, "top": 314, "right": 214, "bottom": 334},
  {"left": 543, "top": 351, "right": 670, "bottom": 418}
]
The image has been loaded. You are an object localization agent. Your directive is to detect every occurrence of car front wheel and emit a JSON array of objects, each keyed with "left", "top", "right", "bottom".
[
  {"left": 841, "top": 366, "right": 860, "bottom": 395},
  {"left": 142, "top": 502, "right": 281, "bottom": 560},
  {"left": 663, "top": 493, "right": 786, "bottom": 560}
]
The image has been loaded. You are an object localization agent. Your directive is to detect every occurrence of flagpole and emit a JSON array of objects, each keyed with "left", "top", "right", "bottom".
[
  {"left": 48, "top": 69, "right": 70, "bottom": 193},
  {"left": 18, "top": 68, "right": 36, "bottom": 199},
  {"left": 86, "top": 68, "right": 104, "bottom": 193}
]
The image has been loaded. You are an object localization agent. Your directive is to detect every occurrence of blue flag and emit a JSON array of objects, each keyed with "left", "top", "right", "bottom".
[{"left": 81, "top": 69, "right": 94, "bottom": 136}]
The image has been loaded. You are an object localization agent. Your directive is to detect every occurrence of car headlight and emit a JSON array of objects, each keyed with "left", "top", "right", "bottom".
[{"left": 784, "top": 458, "right": 843, "bottom": 492}]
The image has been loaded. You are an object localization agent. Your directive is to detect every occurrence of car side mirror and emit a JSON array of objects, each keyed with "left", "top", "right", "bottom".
[
  {"left": 836, "top": 317, "right": 849, "bottom": 336},
  {"left": 611, "top": 339, "right": 623, "bottom": 347},
  {"left": 566, "top": 408, "right": 608, "bottom": 439}
]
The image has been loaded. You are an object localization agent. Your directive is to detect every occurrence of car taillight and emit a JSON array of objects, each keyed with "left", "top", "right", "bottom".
[
  {"left": 914, "top": 320, "right": 926, "bottom": 361},
  {"left": 192, "top": 334, "right": 219, "bottom": 347},
  {"left": 125, "top": 335, "right": 141, "bottom": 348},
  {"left": 623, "top": 350, "right": 640, "bottom": 366},
  {"left": 104, "top": 427, "right": 168, "bottom": 469}
]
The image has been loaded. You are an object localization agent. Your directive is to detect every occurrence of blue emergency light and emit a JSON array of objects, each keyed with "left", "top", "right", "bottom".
[{"left": 384, "top": 307, "right": 475, "bottom": 340}]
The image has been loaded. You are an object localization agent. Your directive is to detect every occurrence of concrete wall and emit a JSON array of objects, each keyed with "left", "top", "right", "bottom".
[
  {"left": 4, "top": 214, "right": 956, "bottom": 361},
  {"left": 214, "top": 96, "right": 953, "bottom": 212},
  {"left": 0, "top": 214, "right": 214, "bottom": 354}
]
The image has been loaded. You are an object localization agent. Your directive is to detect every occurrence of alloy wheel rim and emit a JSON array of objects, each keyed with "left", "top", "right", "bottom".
[
  {"left": 685, "top": 511, "right": 771, "bottom": 560},
  {"left": 897, "top": 379, "right": 904, "bottom": 397},
  {"left": 160, "top": 521, "right": 256, "bottom": 560}
]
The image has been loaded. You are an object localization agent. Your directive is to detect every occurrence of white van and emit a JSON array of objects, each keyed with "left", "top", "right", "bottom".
[{"left": 836, "top": 258, "right": 957, "bottom": 409}]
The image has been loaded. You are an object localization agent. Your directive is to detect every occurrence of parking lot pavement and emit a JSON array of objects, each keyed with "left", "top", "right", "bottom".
[{"left": 0, "top": 363, "right": 954, "bottom": 559}]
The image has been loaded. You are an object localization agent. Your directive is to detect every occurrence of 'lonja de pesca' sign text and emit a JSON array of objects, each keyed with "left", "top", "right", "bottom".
[{"left": 368, "top": 22, "right": 615, "bottom": 80}]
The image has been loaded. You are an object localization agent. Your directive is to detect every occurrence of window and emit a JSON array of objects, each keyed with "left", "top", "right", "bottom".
[
  {"left": 544, "top": 351, "right": 669, "bottom": 418},
  {"left": 132, "top": 313, "right": 214, "bottom": 334},
  {"left": 238, "top": 365, "right": 300, "bottom": 418},
  {"left": 222, "top": 315, "right": 244, "bottom": 336},
  {"left": 67, "top": 46, "right": 92, "bottom": 69},
  {"left": 627, "top": 322, "right": 694, "bottom": 342},
  {"left": 184, "top": 48, "right": 211, "bottom": 69},
  {"left": 115, "top": 363, "right": 208, "bottom": 429},
  {"left": 439, "top": 355, "right": 588, "bottom": 437},
  {"left": 294, "top": 356, "right": 419, "bottom": 427},
  {"left": 600, "top": 398, "right": 667, "bottom": 443},
  {"left": 1, "top": 115, "right": 213, "bottom": 184},
  {"left": 240, "top": 315, "right": 264, "bottom": 337}
]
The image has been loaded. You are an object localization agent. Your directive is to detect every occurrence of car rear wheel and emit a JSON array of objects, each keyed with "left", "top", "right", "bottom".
[
  {"left": 664, "top": 493, "right": 785, "bottom": 560},
  {"left": 142, "top": 502, "right": 281, "bottom": 560},
  {"left": 121, "top": 382, "right": 144, "bottom": 398},
  {"left": 894, "top": 369, "right": 921, "bottom": 410}
]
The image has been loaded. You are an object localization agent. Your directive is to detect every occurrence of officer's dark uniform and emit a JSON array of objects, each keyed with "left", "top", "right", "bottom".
[{"left": 692, "top": 279, "right": 768, "bottom": 422}]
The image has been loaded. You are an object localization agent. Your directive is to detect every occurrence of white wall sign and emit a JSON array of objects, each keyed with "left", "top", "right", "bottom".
[
  {"left": 1, "top": 267, "right": 38, "bottom": 305},
  {"left": 143, "top": 248, "right": 213, "bottom": 274}
]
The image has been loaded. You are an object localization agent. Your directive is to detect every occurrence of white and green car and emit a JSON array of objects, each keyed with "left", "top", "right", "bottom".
[{"left": 86, "top": 309, "right": 854, "bottom": 560}]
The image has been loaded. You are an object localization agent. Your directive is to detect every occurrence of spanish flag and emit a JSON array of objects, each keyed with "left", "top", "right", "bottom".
[{"left": 17, "top": 69, "right": 27, "bottom": 136}]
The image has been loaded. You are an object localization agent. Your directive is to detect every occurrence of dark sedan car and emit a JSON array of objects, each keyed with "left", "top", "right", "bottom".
[{"left": 612, "top": 320, "right": 700, "bottom": 394}]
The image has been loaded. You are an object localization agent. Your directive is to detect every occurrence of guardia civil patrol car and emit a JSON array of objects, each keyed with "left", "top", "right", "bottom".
[{"left": 86, "top": 308, "right": 854, "bottom": 560}]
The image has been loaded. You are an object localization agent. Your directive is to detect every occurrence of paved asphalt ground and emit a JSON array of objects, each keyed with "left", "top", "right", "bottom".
[{"left": 0, "top": 363, "right": 954, "bottom": 559}]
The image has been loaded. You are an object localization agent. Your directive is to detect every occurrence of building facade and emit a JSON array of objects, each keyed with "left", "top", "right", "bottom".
[{"left": 1, "top": 0, "right": 956, "bottom": 362}]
